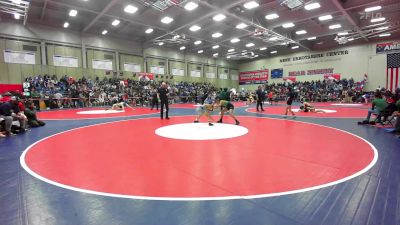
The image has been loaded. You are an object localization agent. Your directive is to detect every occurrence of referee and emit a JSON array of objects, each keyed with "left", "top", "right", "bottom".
[{"left": 157, "top": 82, "right": 170, "bottom": 119}]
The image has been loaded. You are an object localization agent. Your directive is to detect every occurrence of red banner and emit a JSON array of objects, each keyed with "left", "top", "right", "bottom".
[
  {"left": 0, "top": 84, "right": 23, "bottom": 94},
  {"left": 239, "top": 69, "right": 269, "bottom": 85},
  {"left": 283, "top": 77, "right": 296, "bottom": 82},
  {"left": 324, "top": 74, "right": 341, "bottom": 80},
  {"left": 138, "top": 72, "right": 154, "bottom": 81}
]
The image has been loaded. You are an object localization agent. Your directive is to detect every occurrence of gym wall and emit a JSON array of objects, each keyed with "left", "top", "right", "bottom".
[
  {"left": 0, "top": 21, "right": 238, "bottom": 89},
  {"left": 238, "top": 41, "right": 394, "bottom": 91}
]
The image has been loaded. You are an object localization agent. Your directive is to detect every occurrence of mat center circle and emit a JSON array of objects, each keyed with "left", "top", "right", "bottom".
[{"left": 155, "top": 123, "right": 249, "bottom": 140}]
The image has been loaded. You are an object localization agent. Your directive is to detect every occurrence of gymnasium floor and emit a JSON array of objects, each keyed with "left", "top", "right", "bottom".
[{"left": 1, "top": 102, "right": 399, "bottom": 225}]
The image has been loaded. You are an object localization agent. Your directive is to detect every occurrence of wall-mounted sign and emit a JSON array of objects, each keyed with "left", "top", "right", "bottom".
[
  {"left": 376, "top": 41, "right": 400, "bottom": 54},
  {"left": 190, "top": 70, "right": 201, "bottom": 77},
  {"left": 219, "top": 73, "right": 228, "bottom": 80},
  {"left": 289, "top": 68, "right": 334, "bottom": 76},
  {"left": 124, "top": 63, "right": 141, "bottom": 72},
  {"left": 239, "top": 69, "right": 269, "bottom": 85},
  {"left": 271, "top": 68, "right": 283, "bottom": 79},
  {"left": 92, "top": 59, "right": 113, "bottom": 70},
  {"left": 138, "top": 72, "right": 154, "bottom": 81},
  {"left": 172, "top": 68, "right": 185, "bottom": 76},
  {"left": 53, "top": 55, "right": 79, "bottom": 68},
  {"left": 279, "top": 50, "right": 349, "bottom": 63},
  {"left": 4, "top": 50, "right": 35, "bottom": 65},
  {"left": 206, "top": 72, "right": 216, "bottom": 79}
]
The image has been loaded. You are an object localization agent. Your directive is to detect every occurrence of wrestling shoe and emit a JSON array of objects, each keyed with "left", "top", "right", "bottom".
[{"left": 209, "top": 123, "right": 214, "bottom": 126}]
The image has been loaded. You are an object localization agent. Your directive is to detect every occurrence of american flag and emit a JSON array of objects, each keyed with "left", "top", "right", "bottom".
[{"left": 387, "top": 53, "right": 400, "bottom": 92}]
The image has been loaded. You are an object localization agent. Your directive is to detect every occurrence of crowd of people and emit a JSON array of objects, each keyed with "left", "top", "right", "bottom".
[
  {"left": 21, "top": 75, "right": 219, "bottom": 109},
  {"left": 1, "top": 75, "right": 399, "bottom": 138}
]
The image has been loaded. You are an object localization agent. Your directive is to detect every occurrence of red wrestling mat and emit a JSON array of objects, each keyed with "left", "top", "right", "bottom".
[
  {"left": 21, "top": 116, "right": 376, "bottom": 200},
  {"left": 170, "top": 101, "right": 247, "bottom": 109},
  {"left": 37, "top": 107, "right": 157, "bottom": 120},
  {"left": 247, "top": 107, "right": 368, "bottom": 118}
]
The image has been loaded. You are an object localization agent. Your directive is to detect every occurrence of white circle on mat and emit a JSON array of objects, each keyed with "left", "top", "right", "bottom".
[
  {"left": 155, "top": 123, "right": 248, "bottom": 140},
  {"left": 77, "top": 110, "right": 124, "bottom": 115},
  {"left": 292, "top": 109, "right": 337, "bottom": 113}
]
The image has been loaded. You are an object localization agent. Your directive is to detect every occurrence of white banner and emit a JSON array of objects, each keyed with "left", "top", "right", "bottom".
[
  {"left": 206, "top": 72, "right": 216, "bottom": 79},
  {"left": 4, "top": 50, "right": 35, "bottom": 65},
  {"left": 150, "top": 66, "right": 165, "bottom": 74},
  {"left": 124, "top": 63, "right": 141, "bottom": 72},
  {"left": 190, "top": 70, "right": 201, "bottom": 77},
  {"left": 172, "top": 68, "right": 185, "bottom": 76},
  {"left": 92, "top": 59, "right": 113, "bottom": 70},
  {"left": 219, "top": 73, "right": 228, "bottom": 80},
  {"left": 53, "top": 55, "right": 79, "bottom": 68}
]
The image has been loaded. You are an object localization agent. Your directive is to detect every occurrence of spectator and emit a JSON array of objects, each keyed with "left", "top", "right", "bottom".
[{"left": 24, "top": 102, "right": 45, "bottom": 128}]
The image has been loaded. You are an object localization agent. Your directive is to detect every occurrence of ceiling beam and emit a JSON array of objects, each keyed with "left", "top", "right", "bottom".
[
  {"left": 330, "top": 0, "right": 369, "bottom": 41},
  {"left": 82, "top": 0, "right": 120, "bottom": 32},
  {"left": 40, "top": 0, "right": 48, "bottom": 20}
]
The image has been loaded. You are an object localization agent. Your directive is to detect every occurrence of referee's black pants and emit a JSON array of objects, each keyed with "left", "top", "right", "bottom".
[{"left": 160, "top": 99, "right": 169, "bottom": 119}]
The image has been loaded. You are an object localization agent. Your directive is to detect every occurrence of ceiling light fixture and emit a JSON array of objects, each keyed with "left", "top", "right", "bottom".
[
  {"left": 246, "top": 43, "right": 255, "bottom": 48},
  {"left": 371, "top": 17, "right": 385, "bottom": 23},
  {"left": 282, "top": 22, "right": 295, "bottom": 28},
  {"left": 158, "top": 42, "right": 164, "bottom": 46},
  {"left": 243, "top": 1, "right": 259, "bottom": 9},
  {"left": 304, "top": 2, "right": 320, "bottom": 10},
  {"left": 198, "top": 50, "right": 204, "bottom": 53},
  {"left": 318, "top": 15, "right": 332, "bottom": 21},
  {"left": 379, "top": 33, "right": 391, "bottom": 37},
  {"left": 348, "top": 38, "right": 354, "bottom": 41},
  {"left": 189, "top": 25, "right": 201, "bottom": 32},
  {"left": 213, "top": 14, "right": 226, "bottom": 21},
  {"left": 265, "top": 13, "right": 279, "bottom": 20},
  {"left": 102, "top": 30, "right": 108, "bottom": 35},
  {"left": 231, "top": 38, "right": 240, "bottom": 43},
  {"left": 112, "top": 19, "right": 120, "bottom": 26},
  {"left": 307, "top": 37, "right": 317, "bottom": 40},
  {"left": 296, "top": 30, "right": 307, "bottom": 35},
  {"left": 375, "top": 26, "right": 388, "bottom": 31},
  {"left": 228, "top": 49, "right": 235, "bottom": 52},
  {"left": 291, "top": 46, "right": 299, "bottom": 49},
  {"left": 212, "top": 45, "right": 220, "bottom": 49},
  {"left": 259, "top": 47, "right": 267, "bottom": 51},
  {"left": 124, "top": 5, "right": 138, "bottom": 14},
  {"left": 236, "top": 23, "right": 248, "bottom": 29},
  {"left": 180, "top": 46, "right": 186, "bottom": 50},
  {"left": 212, "top": 32, "right": 223, "bottom": 38},
  {"left": 270, "top": 50, "right": 277, "bottom": 54},
  {"left": 145, "top": 28, "right": 154, "bottom": 34},
  {"left": 365, "top": 6, "right": 381, "bottom": 12},
  {"left": 329, "top": 24, "right": 341, "bottom": 29},
  {"left": 269, "top": 37, "right": 278, "bottom": 41},
  {"left": 337, "top": 32, "right": 348, "bottom": 36},
  {"left": 184, "top": 1, "right": 198, "bottom": 11},
  {"left": 69, "top": 9, "right": 78, "bottom": 17},
  {"left": 14, "top": 13, "right": 20, "bottom": 19},
  {"left": 194, "top": 40, "right": 202, "bottom": 45},
  {"left": 213, "top": 53, "right": 219, "bottom": 57},
  {"left": 63, "top": 22, "right": 69, "bottom": 28},
  {"left": 161, "top": 16, "right": 174, "bottom": 24}
]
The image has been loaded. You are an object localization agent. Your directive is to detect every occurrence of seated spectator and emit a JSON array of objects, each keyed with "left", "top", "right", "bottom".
[
  {"left": 0, "top": 96, "right": 27, "bottom": 136},
  {"left": 363, "top": 93, "right": 387, "bottom": 123},
  {"left": 25, "top": 102, "right": 45, "bottom": 127}
]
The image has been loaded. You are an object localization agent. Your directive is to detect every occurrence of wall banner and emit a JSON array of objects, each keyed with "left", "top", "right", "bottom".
[
  {"left": 239, "top": 69, "right": 269, "bottom": 85},
  {"left": 376, "top": 41, "right": 400, "bottom": 54}
]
